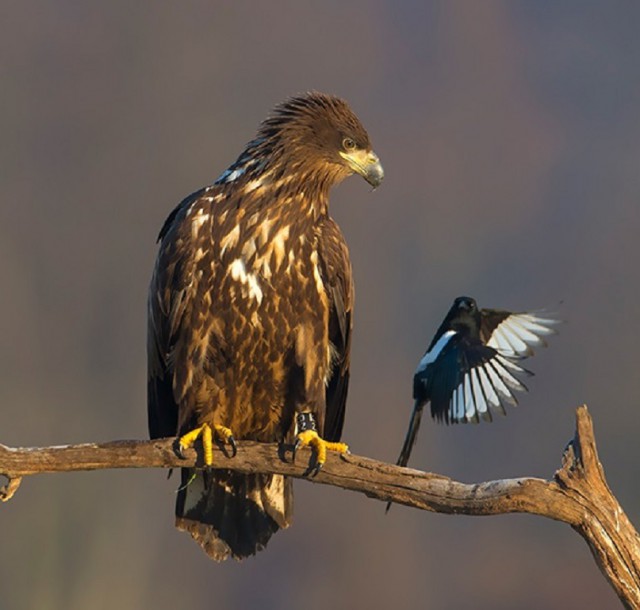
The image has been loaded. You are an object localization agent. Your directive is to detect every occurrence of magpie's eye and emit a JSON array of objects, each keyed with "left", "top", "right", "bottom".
[{"left": 342, "top": 137, "right": 356, "bottom": 151}]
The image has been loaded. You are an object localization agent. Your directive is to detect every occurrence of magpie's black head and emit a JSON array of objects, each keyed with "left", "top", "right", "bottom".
[
  {"left": 448, "top": 296, "right": 481, "bottom": 336},
  {"left": 453, "top": 296, "right": 478, "bottom": 312}
]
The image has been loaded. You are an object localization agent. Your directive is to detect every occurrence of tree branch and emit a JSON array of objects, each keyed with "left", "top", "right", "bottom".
[{"left": 1, "top": 405, "right": 639, "bottom": 608}]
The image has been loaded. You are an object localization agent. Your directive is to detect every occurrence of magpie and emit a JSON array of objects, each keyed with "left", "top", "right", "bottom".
[{"left": 393, "top": 296, "right": 558, "bottom": 473}]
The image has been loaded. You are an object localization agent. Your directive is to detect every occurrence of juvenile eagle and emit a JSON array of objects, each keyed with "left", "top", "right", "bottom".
[{"left": 147, "top": 92, "right": 383, "bottom": 560}]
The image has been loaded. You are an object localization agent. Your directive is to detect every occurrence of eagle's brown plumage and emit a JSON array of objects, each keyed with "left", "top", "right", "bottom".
[{"left": 147, "top": 92, "right": 383, "bottom": 560}]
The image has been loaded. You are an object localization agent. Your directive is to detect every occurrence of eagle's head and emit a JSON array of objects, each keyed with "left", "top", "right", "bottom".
[{"left": 258, "top": 92, "right": 384, "bottom": 189}]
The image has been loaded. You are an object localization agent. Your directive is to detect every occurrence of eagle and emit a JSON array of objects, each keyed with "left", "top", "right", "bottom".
[
  {"left": 147, "top": 92, "right": 383, "bottom": 561},
  {"left": 394, "top": 296, "right": 558, "bottom": 470}
]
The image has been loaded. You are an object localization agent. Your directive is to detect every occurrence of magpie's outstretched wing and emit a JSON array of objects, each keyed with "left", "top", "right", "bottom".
[
  {"left": 480, "top": 310, "right": 559, "bottom": 358},
  {"left": 390, "top": 301, "right": 559, "bottom": 502},
  {"left": 413, "top": 332, "right": 530, "bottom": 426}
]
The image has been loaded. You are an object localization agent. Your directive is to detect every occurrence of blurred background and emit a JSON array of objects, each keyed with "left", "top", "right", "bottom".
[{"left": 1, "top": 2, "right": 639, "bottom": 608}]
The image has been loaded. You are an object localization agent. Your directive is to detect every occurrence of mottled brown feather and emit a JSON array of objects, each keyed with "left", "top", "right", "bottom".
[{"left": 147, "top": 92, "right": 379, "bottom": 560}]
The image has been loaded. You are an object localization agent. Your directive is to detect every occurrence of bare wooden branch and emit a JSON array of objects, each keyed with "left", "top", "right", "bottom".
[{"left": 1, "top": 405, "right": 639, "bottom": 608}]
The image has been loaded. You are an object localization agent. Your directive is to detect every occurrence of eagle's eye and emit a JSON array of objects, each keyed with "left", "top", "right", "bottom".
[{"left": 342, "top": 137, "right": 356, "bottom": 151}]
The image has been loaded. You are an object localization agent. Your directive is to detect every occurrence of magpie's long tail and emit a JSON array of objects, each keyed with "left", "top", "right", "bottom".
[{"left": 385, "top": 399, "right": 424, "bottom": 513}]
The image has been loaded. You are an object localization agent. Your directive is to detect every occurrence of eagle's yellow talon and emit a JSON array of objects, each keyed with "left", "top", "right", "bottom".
[
  {"left": 214, "top": 425, "right": 237, "bottom": 457},
  {"left": 177, "top": 423, "right": 236, "bottom": 466},
  {"left": 294, "top": 429, "right": 349, "bottom": 474},
  {"left": 178, "top": 425, "right": 208, "bottom": 455},
  {"left": 323, "top": 440, "right": 350, "bottom": 453},
  {"left": 202, "top": 424, "right": 213, "bottom": 466}
]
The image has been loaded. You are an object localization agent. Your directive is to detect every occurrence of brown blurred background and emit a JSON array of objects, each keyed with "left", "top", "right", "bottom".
[{"left": 2, "top": 2, "right": 639, "bottom": 608}]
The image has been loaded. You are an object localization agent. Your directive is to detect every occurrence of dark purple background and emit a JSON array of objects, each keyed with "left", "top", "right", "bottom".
[{"left": 2, "top": 3, "right": 638, "bottom": 608}]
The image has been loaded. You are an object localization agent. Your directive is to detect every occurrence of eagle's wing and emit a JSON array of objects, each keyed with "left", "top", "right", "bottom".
[
  {"left": 480, "top": 309, "right": 558, "bottom": 358},
  {"left": 317, "top": 218, "right": 353, "bottom": 442},
  {"left": 147, "top": 190, "right": 206, "bottom": 439}
]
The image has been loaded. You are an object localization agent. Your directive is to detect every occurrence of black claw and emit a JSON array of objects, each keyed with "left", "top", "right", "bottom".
[
  {"left": 292, "top": 438, "right": 301, "bottom": 463},
  {"left": 302, "top": 454, "right": 323, "bottom": 478},
  {"left": 228, "top": 435, "right": 237, "bottom": 458},
  {"left": 216, "top": 435, "right": 238, "bottom": 459},
  {"left": 173, "top": 439, "right": 186, "bottom": 459}
]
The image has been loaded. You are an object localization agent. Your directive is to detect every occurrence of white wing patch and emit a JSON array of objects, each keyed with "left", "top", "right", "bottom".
[
  {"left": 415, "top": 330, "right": 457, "bottom": 373},
  {"left": 452, "top": 384, "right": 464, "bottom": 422},
  {"left": 470, "top": 368, "right": 488, "bottom": 417},
  {"left": 487, "top": 313, "right": 558, "bottom": 358},
  {"left": 463, "top": 374, "right": 475, "bottom": 420},
  {"left": 447, "top": 354, "right": 529, "bottom": 424}
]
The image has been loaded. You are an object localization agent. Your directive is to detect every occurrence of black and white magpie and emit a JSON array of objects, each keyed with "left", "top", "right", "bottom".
[{"left": 394, "top": 296, "right": 558, "bottom": 471}]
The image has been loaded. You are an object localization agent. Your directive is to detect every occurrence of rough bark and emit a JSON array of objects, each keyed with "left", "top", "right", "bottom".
[{"left": 1, "top": 405, "right": 638, "bottom": 608}]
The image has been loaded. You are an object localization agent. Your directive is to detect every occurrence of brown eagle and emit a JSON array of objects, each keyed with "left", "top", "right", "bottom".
[{"left": 147, "top": 92, "right": 383, "bottom": 561}]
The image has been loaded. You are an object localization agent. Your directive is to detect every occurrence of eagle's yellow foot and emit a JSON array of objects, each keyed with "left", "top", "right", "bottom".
[
  {"left": 213, "top": 425, "right": 237, "bottom": 457},
  {"left": 176, "top": 423, "right": 237, "bottom": 467},
  {"left": 292, "top": 413, "right": 349, "bottom": 476}
]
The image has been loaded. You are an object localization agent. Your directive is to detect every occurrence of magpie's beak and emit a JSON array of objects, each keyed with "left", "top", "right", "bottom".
[
  {"left": 457, "top": 298, "right": 477, "bottom": 313},
  {"left": 340, "top": 149, "right": 384, "bottom": 188}
]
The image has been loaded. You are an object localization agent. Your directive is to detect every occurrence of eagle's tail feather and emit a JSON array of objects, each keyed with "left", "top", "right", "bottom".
[{"left": 175, "top": 469, "right": 292, "bottom": 561}]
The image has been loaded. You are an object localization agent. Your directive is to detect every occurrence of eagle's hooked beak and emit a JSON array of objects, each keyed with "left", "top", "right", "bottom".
[{"left": 340, "top": 149, "right": 384, "bottom": 189}]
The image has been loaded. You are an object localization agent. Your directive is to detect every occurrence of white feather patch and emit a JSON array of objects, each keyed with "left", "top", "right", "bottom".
[
  {"left": 500, "top": 326, "right": 528, "bottom": 355},
  {"left": 493, "top": 357, "right": 526, "bottom": 392},
  {"left": 416, "top": 330, "right": 457, "bottom": 373},
  {"left": 455, "top": 384, "right": 465, "bottom": 421},
  {"left": 486, "top": 361, "right": 517, "bottom": 405},
  {"left": 464, "top": 374, "right": 475, "bottom": 420},
  {"left": 229, "top": 258, "right": 263, "bottom": 304},
  {"left": 517, "top": 314, "right": 558, "bottom": 334},
  {"left": 477, "top": 366, "right": 500, "bottom": 408},
  {"left": 470, "top": 368, "right": 487, "bottom": 414},
  {"left": 216, "top": 167, "right": 245, "bottom": 184},
  {"left": 487, "top": 313, "right": 557, "bottom": 357}
]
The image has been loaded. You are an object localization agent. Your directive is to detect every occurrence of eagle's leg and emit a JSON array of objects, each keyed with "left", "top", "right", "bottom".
[
  {"left": 176, "top": 423, "right": 237, "bottom": 466},
  {"left": 292, "top": 412, "right": 349, "bottom": 476}
]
